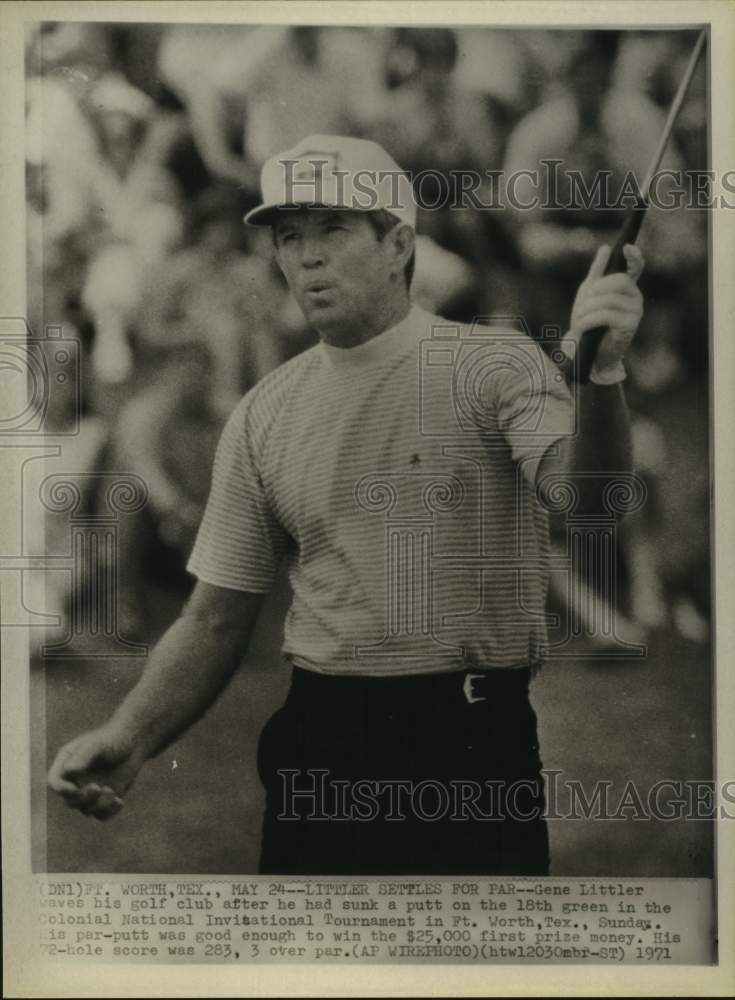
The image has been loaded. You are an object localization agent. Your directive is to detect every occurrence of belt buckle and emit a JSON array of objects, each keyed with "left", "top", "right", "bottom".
[{"left": 463, "top": 672, "right": 487, "bottom": 704}]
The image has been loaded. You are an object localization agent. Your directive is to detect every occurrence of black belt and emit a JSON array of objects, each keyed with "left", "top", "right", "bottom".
[{"left": 287, "top": 664, "right": 532, "bottom": 710}]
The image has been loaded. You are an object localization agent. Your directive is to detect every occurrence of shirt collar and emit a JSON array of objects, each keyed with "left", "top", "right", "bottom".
[{"left": 319, "top": 304, "right": 426, "bottom": 370}]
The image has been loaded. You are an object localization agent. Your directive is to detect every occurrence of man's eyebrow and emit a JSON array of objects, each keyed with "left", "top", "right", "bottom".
[
  {"left": 273, "top": 218, "right": 299, "bottom": 239},
  {"left": 320, "top": 210, "right": 353, "bottom": 224},
  {"left": 274, "top": 209, "right": 353, "bottom": 235}
]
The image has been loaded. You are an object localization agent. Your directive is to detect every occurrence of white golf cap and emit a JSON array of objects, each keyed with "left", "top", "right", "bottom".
[{"left": 244, "top": 134, "right": 417, "bottom": 229}]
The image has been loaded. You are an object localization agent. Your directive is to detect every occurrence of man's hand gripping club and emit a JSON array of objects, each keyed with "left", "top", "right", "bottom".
[{"left": 563, "top": 243, "right": 645, "bottom": 383}]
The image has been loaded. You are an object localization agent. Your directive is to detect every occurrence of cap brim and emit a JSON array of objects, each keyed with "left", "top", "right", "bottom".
[{"left": 243, "top": 201, "right": 338, "bottom": 226}]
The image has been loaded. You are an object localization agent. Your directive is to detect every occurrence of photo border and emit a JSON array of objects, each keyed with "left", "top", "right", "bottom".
[{"left": 2, "top": 1, "right": 733, "bottom": 996}]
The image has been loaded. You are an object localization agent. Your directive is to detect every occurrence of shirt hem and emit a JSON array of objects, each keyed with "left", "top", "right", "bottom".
[{"left": 285, "top": 652, "right": 541, "bottom": 677}]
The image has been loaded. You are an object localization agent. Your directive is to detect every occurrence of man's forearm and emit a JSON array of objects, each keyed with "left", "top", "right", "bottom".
[
  {"left": 107, "top": 596, "right": 260, "bottom": 760},
  {"left": 573, "top": 381, "right": 633, "bottom": 472},
  {"left": 562, "top": 381, "right": 633, "bottom": 513}
]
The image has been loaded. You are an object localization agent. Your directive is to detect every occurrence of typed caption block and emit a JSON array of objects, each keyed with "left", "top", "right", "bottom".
[{"left": 33, "top": 876, "right": 714, "bottom": 965}]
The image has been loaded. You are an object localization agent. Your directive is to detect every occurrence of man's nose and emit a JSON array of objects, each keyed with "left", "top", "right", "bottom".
[{"left": 300, "top": 237, "right": 326, "bottom": 268}]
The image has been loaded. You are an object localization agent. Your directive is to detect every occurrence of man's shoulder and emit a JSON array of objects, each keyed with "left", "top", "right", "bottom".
[
  {"left": 422, "top": 312, "right": 547, "bottom": 355},
  {"left": 227, "top": 343, "right": 323, "bottom": 438},
  {"left": 423, "top": 312, "right": 568, "bottom": 407}
]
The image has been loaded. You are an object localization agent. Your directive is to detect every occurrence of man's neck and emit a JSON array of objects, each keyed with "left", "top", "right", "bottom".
[{"left": 318, "top": 297, "right": 412, "bottom": 349}]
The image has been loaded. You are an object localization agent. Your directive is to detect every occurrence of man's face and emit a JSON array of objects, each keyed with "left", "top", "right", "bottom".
[{"left": 273, "top": 209, "right": 399, "bottom": 338}]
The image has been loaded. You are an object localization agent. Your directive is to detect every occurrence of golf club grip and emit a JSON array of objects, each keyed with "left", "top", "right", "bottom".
[{"left": 576, "top": 200, "right": 648, "bottom": 383}]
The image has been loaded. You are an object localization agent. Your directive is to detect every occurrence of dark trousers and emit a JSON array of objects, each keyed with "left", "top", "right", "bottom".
[{"left": 257, "top": 665, "right": 549, "bottom": 876}]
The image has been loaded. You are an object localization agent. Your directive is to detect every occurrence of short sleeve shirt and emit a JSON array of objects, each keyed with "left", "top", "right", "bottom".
[{"left": 187, "top": 305, "right": 574, "bottom": 675}]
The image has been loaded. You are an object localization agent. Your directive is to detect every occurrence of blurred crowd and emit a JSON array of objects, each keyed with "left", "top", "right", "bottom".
[{"left": 25, "top": 22, "right": 710, "bottom": 646}]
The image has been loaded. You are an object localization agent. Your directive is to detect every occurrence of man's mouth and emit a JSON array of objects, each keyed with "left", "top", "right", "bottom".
[{"left": 304, "top": 281, "right": 334, "bottom": 295}]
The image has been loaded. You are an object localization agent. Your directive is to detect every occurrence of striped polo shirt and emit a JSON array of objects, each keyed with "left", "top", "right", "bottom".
[{"left": 187, "top": 304, "right": 574, "bottom": 675}]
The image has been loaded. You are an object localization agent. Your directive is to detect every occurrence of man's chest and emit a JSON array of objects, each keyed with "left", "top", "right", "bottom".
[{"left": 258, "top": 372, "right": 518, "bottom": 558}]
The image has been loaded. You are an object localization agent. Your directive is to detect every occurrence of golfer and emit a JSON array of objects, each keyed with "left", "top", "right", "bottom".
[{"left": 48, "top": 135, "right": 644, "bottom": 875}]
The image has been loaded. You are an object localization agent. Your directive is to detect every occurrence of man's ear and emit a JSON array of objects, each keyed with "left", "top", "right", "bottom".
[{"left": 389, "top": 223, "right": 415, "bottom": 275}]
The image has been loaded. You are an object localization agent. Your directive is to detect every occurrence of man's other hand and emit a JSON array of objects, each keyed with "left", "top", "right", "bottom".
[{"left": 47, "top": 727, "right": 145, "bottom": 821}]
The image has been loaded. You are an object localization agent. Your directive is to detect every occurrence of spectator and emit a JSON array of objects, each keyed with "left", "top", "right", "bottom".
[
  {"left": 503, "top": 32, "right": 704, "bottom": 385},
  {"left": 370, "top": 28, "right": 519, "bottom": 315},
  {"left": 454, "top": 27, "right": 530, "bottom": 121},
  {"left": 110, "top": 342, "right": 230, "bottom": 637},
  {"left": 157, "top": 25, "right": 386, "bottom": 191},
  {"left": 157, "top": 24, "right": 268, "bottom": 190},
  {"left": 79, "top": 74, "right": 184, "bottom": 385},
  {"left": 502, "top": 31, "right": 707, "bottom": 643},
  {"left": 137, "top": 191, "right": 287, "bottom": 411},
  {"left": 242, "top": 27, "right": 387, "bottom": 167},
  {"left": 25, "top": 27, "right": 109, "bottom": 337},
  {"left": 612, "top": 28, "right": 707, "bottom": 172}
]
